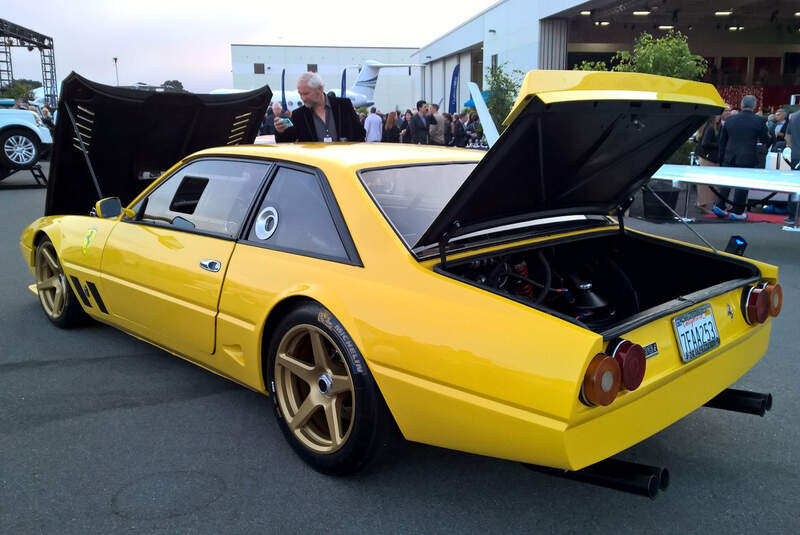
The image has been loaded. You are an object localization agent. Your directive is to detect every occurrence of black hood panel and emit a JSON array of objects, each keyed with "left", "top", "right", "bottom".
[
  {"left": 416, "top": 97, "right": 721, "bottom": 249},
  {"left": 45, "top": 72, "right": 271, "bottom": 215}
]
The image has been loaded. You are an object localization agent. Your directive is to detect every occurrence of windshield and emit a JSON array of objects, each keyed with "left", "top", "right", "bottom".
[{"left": 359, "top": 162, "right": 478, "bottom": 248}]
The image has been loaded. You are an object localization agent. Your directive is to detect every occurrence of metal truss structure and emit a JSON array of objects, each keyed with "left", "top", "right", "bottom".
[{"left": 0, "top": 18, "right": 57, "bottom": 106}]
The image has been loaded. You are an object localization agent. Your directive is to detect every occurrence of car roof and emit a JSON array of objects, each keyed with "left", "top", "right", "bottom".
[{"left": 190, "top": 143, "right": 483, "bottom": 172}]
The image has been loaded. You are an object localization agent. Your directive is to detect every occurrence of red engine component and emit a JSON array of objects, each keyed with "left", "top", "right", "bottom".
[{"left": 513, "top": 261, "right": 534, "bottom": 299}]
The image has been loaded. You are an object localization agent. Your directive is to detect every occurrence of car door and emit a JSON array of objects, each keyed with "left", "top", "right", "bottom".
[{"left": 100, "top": 158, "right": 271, "bottom": 357}]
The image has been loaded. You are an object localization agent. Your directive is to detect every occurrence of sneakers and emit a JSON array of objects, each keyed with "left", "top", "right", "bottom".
[
  {"left": 764, "top": 204, "right": 789, "bottom": 215},
  {"left": 712, "top": 206, "right": 729, "bottom": 218},
  {"left": 784, "top": 217, "right": 797, "bottom": 225},
  {"left": 729, "top": 212, "right": 748, "bottom": 221}
]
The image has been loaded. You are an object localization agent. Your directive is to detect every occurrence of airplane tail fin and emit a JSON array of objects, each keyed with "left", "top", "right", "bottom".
[{"left": 351, "top": 60, "right": 422, "bottom": 104}]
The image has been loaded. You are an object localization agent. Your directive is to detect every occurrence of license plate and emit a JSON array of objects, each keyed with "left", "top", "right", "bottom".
[{"left": 672, "top": 304, "right": 720, "bottom": 363}]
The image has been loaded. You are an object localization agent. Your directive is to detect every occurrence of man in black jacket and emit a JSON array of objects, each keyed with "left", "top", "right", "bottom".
[
  {"left": 275, "top": 72, "right": 365, "bottom": 143},
  {"left": 410, "top": 100, "right": 436, "bottom": 144},
  {"left": 715, "top": 95, "right": 770, "bottom": 220}
]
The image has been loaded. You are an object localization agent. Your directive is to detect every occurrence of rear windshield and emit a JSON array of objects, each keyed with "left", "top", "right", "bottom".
[{"left": 358, "top": 162, "right": 477, "bottom": 248}]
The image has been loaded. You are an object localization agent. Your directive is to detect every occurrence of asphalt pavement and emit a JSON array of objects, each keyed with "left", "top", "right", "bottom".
[{"left": 1, "top": 165, "right": 798, "bottom": 533}]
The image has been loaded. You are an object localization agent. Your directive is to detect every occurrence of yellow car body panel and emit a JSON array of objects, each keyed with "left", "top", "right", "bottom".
[
  {"left": 19, "top": 72, "right": 778, "bottom": 471},
  {"left": 100, "top": 222, "right": 235, "bottom": 356},
  {"left": 504, "top": 70, "right": 726, "bottom": 126}
]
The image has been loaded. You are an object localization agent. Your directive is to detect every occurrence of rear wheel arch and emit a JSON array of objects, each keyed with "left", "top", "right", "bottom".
[
  {"left": 260, "top": 295, "right": 321, "bottom": 387},
  {"left": 260, "top": 297, "right": 398, "bottom": 474}
]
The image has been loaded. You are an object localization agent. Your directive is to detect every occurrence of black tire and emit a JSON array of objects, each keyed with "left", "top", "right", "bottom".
[
  {"left": 266, "top": 302, "right": 391, "bottom": 475},
  {"left": 1, "top": 128, "right": 40, "bottom": 169},
  {"left": 34, "top": 237, "right": 90, "bottom": 328}
]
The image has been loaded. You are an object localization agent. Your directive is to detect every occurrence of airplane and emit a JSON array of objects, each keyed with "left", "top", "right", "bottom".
[{"left": 213, "top": 60, "right": 422, "bottom": 111}]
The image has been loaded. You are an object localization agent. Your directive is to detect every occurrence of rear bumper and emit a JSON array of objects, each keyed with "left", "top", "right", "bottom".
[
  {"left": 375, "top": 319, "right": 771, "bottom": 471},
  {"left": 563, "top": 321, "right": 771, "bottom": 470}
]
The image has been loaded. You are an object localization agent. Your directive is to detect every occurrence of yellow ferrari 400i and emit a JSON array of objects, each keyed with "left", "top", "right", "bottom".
[{"left": 20, "top": 72, "right": 781, "bottom": 496}]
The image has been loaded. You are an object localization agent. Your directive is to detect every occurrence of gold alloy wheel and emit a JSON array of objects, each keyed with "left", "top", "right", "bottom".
[
  {"left": 274, "top": 324, "right": 355, "bottom": 454},
  {"left": 35, "top": 241, "right": 68, "bottom": 320}
]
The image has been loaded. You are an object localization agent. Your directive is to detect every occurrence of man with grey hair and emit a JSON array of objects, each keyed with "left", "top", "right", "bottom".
[
  {"left": 275, "top": 71, "right": 365, "bottom": 143},
  {"left": 714, "top": 94, "right": 770, "bottom": 220}
]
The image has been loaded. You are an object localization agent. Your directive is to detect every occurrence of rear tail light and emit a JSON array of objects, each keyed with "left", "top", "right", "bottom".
[
  {"left": 742, "top": 286, "right": 769, "bottom": 325},
  {"left": 759, "top": 283, "right": 782, "bottom": 317},
  {"left": 609, "top": 340, "right": 646, "bottom": 391},
  {"left": 581, "top": 353, "right": 621, "bottom": 407}
]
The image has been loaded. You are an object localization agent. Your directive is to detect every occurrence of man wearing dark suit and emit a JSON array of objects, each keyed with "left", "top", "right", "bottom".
[
  {"left": 274, "top": 72, "right": 365, "bottom": 143},
  {"left": 716, "top": 95, "right": 770, "bottom": 220},
  {"left": 410, "top": 100, "right": 436, "bottom": 144}
]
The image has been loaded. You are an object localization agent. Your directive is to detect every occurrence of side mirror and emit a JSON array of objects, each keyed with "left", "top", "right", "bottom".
[{"left": 94, "top": 197, "right": 123, "bottom": 218}]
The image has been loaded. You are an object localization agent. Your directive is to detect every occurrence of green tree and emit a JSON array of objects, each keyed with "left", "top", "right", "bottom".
[
  {"left": 574, "top": 60, "right": 608, "bottom": 71},
  {"left": 161, "top": 80, "right": 184, "bottom": 92},
  {"left": 0, "top": 81, "right": 34, "bottom": 100},
  {"left": 15, "top": 78, "right": 43, "bottom": 90},
  {"left": 484, "top": 62, "right": 525, "bottom": 130},
  {"left": 572, "top": 31, "right": 706, "bottom": 81},
  {"left": 613, "top": 31, "right": 706, "bottom": 80}
]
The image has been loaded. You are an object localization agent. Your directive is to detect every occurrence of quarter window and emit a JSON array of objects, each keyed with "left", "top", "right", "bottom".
[
  {"left": 248, "top": 167, "right": 347, "bottom": 260},
  {"left": 134, "top": 159, "right": 270, "bottom": 238}
]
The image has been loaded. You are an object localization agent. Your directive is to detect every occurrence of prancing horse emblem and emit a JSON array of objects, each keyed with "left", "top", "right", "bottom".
[
  {"left": 82, "top": 227, "right": 98, "bottom": 255},
  {"left": 727, "top": 303, "right": 734, "bottom": 320}
]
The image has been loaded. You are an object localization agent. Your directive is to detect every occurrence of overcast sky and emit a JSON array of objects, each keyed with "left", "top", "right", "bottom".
[{"left": 4, "top": 0, "right": 492, "bottom": 92}]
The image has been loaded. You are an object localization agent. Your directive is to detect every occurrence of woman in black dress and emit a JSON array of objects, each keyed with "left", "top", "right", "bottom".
[{"left": 382, "top": 111, "right": 400, "bottom": 143}]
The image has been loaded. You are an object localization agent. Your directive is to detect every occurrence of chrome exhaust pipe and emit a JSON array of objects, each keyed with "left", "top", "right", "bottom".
[
  {"left": 704, "top": 388, "right": 773, "bottom": 417},
  {"left": 523, "top": 458, "right": 668, "bottom": 499}
]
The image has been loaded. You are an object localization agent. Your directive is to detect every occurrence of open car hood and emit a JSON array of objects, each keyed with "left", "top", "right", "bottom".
[
  {"left": 415, "top": 71, "right": 724, "bottom": 250},
  {"left": 45, "top": 72, "right": 271, "bottom": 215}
]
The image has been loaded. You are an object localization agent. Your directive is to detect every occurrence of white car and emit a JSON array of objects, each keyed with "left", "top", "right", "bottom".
[{"left": 0, "top": 108, "right": 54, "bottom": 173}]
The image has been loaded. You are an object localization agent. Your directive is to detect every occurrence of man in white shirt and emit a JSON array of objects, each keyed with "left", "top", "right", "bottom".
[{"left": 364, "top": 107, "right": 383, "bottom": 142}]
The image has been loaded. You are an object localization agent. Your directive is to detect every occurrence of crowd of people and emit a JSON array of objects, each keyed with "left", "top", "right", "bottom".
[
  {"left": 259, "top": 71, "right": 485, "bottom": 147},
  {"left": 694, "top": 94, "right": 799, "bottom": 224},
  {"left": 7, "top": 97, "right": 55, "bottom": 131}
]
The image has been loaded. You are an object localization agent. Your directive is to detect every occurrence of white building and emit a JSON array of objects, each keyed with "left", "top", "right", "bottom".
[
  {"left": 231, "top": 1, "right": 800, "bottom": 114},
  {"left": 231, "top": 45, "right": 419, "bottom": 112},
  {"left": 414, "top": 0, "right": 800, "bottom": 112}
]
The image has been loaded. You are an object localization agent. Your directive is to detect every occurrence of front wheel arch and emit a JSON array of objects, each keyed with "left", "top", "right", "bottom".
[{"left": 0, "top": 127, "right": 41, "bottom": 168}]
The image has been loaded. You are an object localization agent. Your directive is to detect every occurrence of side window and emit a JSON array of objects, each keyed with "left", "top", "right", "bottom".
[
  {"left": 134, "top": 159, "right": 270, "bottom": 237},
  {"left": 248, "top": 167, "right": 347, "bottom": 260}
]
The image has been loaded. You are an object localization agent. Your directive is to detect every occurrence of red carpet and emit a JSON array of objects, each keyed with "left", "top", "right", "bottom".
[{"left": 702, "top": 212, "right": 787, "bottom": 223}]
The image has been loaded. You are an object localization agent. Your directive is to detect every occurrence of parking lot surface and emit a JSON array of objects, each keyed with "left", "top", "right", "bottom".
[{"left": 1, "top": 166, "right": 798, "bottom": 533}]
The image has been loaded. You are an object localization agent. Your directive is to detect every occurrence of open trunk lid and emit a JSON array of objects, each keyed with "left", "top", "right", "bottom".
[{"left": 416, "top": 71, "right": 725, "bottom": 249}]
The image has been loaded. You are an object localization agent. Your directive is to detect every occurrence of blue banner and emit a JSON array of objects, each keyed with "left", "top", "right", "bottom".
[
  {"left": 341, "top": 68, "right": 347, "bottom": 101},
  {"left": 281, "top": 69, "right": 287, "bottom": 112},
  {"left": 448, "top": 64, "right": 460, "bottom": 114}
]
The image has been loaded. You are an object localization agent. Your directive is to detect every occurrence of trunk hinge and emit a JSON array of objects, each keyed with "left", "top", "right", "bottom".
[{"left": 438, "top": 220, "right": 461, "bottom": 268}]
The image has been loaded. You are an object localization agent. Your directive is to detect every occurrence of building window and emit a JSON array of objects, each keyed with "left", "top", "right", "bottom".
[
  {"left": 254, "top": 63, "right": 265, "bottom": 74},
  {"left": 491, "top": 54, "right": 498, "bottom": 72},
  {"left": 307, "top": 64, "right": 318, "bottom": 73}
]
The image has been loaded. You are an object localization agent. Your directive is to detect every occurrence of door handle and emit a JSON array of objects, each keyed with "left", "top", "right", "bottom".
[{"left": 200, "top": 259, "right": 222, "bottom": 272}]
